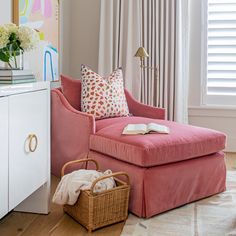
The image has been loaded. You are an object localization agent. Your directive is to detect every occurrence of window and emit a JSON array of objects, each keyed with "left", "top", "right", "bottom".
[{"left": 202, "top": 0, "right": 236, "bottom": 106}]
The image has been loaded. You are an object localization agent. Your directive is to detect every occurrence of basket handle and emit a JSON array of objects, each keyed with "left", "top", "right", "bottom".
[
  {"left": 61, "top": 158, "right": 99, "bottom": 177},
  {"left": 90, "top": 171, "right": 130, "bottom": 195}
]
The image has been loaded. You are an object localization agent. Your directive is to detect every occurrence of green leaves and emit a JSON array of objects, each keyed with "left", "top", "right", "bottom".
[
  {"left": 0, "top": 33, "right": 22, "bottom": 65},
  {"left": 7, "top": 33, "right": 21, "bottom": 53},
  {"left": 0, "top": 50, "right": 10, "bottom": 62},
  {"left": 9, "top": 32, "right": 17, "bottom": 42},
  {"left": 0, "top": 31, "right": 24, "bottom": 67}
]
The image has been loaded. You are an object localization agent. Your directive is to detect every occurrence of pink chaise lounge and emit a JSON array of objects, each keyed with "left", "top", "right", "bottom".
[{"left": 51, "top": 78, "right": 226, "bottom": 218}]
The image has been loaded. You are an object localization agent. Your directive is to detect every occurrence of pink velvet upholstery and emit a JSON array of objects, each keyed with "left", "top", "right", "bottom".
[
  {"left": 51, "top": 89, "right": 95, "bottom": 176},
  {"left": 88, "top": 151, "right": 226, "bottom": 218},
  {"left": 125, "top": 90, "right": 165, "bottom": 119},
  {"left": 91, "top": 116, "right": 226, "bottom": 167},
  {"left": 51, "top": 83, "right": 226, "bottom": 218},
  {"left": 51, "top": 82, "right": 166, "bottom": 176},
  {"left": 61, "top": 75, "right": 82, "bottom": 110},
  {"left": 60, "top": 77, "right": 166, "bottom": 119}
]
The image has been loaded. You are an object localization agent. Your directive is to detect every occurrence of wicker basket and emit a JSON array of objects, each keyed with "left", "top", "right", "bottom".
[{"left": 61, "top": 158, "right": 130, "bottom": 232}]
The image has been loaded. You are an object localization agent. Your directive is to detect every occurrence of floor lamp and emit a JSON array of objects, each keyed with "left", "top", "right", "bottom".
[
  {"left": 134, "top": 47, "right": 159, "bottom": 103},
  {"left": 134, "top": 47, "right": 159, "bottom": 80}
]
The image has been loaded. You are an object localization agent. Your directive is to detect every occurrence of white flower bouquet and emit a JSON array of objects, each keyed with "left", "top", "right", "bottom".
[{"left": 0, "top": 23, "right": 39, "bottom": 69}]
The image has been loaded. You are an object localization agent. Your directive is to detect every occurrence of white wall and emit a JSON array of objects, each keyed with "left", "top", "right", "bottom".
[
  {"left": 188, "top": 0, "right": 236, "bottom": 152},
  {"left": 60, "top": 0, "right": 101, "bottom": 79},
  {"left": 65, "top": 0, "right": 101, "bottom": 79},
  {"left": 60, "top": 0, "right": 71, "bottom": 76},
  {"left": 0, "top": 0, "right": 12, "bottom": 24},
  {"left": 188, "top": 0, "right": 202, "bottom": 107}
]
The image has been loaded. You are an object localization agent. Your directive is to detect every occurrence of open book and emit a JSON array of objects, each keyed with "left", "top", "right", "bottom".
[{"left": 122, "top": 123, "right": 170, "bottom": 135}]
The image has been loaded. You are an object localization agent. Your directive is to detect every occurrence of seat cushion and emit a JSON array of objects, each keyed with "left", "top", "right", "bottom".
[{"left": 90, "top": 117, "right": 226, "bottom": 167}]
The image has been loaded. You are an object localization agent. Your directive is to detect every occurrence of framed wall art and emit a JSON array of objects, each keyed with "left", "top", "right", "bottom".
[{"left": 13, "top": 0, "right": 60, "bottom": 81}]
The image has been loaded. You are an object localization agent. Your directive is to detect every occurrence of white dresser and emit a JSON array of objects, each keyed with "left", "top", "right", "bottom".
[{"left": 0, "top": 82, "right": 50, "bottom": 219}]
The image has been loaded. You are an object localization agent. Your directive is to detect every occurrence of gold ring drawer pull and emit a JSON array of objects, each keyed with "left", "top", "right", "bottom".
[{"left": 28, "top": 134, "right": 38, "bottom": 152}]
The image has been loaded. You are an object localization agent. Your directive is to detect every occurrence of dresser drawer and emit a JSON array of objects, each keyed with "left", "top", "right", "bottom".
[{"left": 9, "top": 90, "right": 48, "bottom": 210}]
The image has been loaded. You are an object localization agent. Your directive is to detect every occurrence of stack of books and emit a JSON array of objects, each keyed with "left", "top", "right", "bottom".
[{"left": 0, "top": 69, "right": 36, "bottom": 84}]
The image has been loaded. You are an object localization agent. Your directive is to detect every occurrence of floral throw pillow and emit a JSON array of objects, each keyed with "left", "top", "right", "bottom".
[{"left": 81, "top": 65, "right": 129, "bottom": 119}]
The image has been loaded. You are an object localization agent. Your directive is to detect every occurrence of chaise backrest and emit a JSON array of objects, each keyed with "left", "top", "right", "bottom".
[{"left": 60, "top": 75, "right": 82, "bottom": 110}]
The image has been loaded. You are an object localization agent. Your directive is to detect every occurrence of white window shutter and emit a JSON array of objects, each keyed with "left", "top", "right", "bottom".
[{"left": 207, "top": 0, "right": 236, "bottom": 96}]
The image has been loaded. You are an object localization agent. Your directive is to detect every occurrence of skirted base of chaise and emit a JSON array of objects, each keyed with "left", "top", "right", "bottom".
[{"left": 88, "top": 151, "right": 226, "bottom": 218}]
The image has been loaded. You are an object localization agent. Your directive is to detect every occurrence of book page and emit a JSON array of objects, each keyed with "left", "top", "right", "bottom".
[
  {"left": 122, "top": 124, "right": 147, "bottom": 135},
  {"left": 147, "top": 123, "right": 170, "bottom": 134}
]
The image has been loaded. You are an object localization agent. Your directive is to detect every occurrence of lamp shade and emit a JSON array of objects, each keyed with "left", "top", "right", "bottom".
[{"left": 134, "top": 47, "right": 149, "bottom": 58}]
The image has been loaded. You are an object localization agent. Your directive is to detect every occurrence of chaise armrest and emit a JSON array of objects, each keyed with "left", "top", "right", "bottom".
[
  {"left": 51, "top": 89, "right": 95, "bottom": 177},
  {"left": 125, "top": 89, "right": 166, "bottom": 120}
]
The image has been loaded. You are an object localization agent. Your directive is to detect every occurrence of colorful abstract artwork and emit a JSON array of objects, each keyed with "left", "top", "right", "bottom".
[{"left": 14, "top": 0, "right": 59, "bottom": 81}]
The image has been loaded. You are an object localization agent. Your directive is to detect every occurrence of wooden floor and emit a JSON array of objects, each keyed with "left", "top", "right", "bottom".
[{"left": 0, "top": 153, "right": 235, "bottom": 236}]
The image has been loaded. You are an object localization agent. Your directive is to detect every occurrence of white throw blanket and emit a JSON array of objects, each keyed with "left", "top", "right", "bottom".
[{"left": 52, "top": 169, "right": 116, "bottom": 205}]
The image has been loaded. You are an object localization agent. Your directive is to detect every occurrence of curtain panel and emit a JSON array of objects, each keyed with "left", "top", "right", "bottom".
[
  {"left": 98, "top": 0, "right": 142, "bottom": 99},
  {"left": 98, "top": 0, "right": 189, "bottom": 123}
]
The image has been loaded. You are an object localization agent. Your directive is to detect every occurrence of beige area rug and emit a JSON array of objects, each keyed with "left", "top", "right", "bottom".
[{"left": 121, "top": 171, "right": 236, "bottom": 236}]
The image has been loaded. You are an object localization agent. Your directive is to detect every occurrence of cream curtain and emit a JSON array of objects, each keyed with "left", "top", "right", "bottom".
[
  {"left": 98, "top": 0, "right": 142, "bottom": 100},
  {"left": 98, "top": 0, "right": 189, "bottom": 123},
  {"left": 175, "top": 0, "right": 189, "bottom": 123},
  {"left": 140, "top": 0, "right": 189, "bottom": 122}
]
